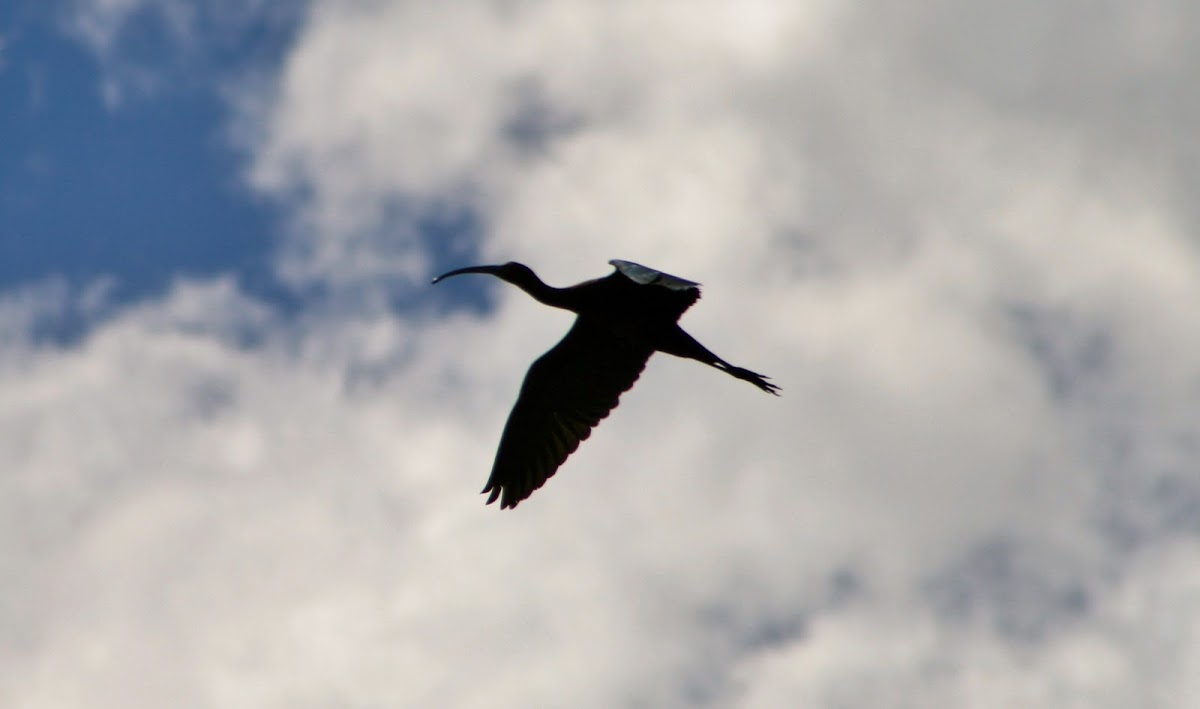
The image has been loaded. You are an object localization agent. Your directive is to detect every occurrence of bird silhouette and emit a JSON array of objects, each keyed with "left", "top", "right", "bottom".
[{"left": 432, "top": 259, "right": 779, "bottom": 509}]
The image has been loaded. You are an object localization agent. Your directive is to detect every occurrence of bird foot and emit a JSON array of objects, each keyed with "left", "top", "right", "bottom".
[{"left": 725, "top": 365, "right": 781, "bottom": 395}]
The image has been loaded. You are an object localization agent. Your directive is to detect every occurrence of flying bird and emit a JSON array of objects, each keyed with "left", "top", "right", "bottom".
[{"left": 432, "top": 259, "right": 779, "bottom": 509}]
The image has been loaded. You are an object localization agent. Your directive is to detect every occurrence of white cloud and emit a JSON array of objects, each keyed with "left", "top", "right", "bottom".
[
  {"left": 13, "top": 0, "right": 1200, "bottom": 706},
  {"left": 64, "top": 0, "right": 297, "bottom": 107},
  {"left": 736, "top": 539, "right": 1200, "bottom": 708}
]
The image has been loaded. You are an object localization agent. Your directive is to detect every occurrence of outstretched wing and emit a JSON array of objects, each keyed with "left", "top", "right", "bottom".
[
  {"left": 482, "top": 317, "right": 653, "bottom": 509},
  {"left": 608, "top": 259, "right": 702, "bottom": 320}
]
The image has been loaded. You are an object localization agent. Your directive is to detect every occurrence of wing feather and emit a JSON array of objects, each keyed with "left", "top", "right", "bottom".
[{"left": 481, "top": 317, "right": 653, "bottom": 508}]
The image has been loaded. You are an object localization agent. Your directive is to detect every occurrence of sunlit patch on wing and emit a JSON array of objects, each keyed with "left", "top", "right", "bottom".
[{"left": 609, "top": 260, "right": 700, "bottom": 291}]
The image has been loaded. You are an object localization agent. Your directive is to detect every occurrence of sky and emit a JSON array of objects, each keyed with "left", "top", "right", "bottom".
[{"left": 2, "top": 1, "right": 1199, "bottom": 707}]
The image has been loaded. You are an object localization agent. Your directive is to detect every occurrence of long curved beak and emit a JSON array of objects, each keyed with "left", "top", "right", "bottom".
[{"left": 431, "top": 264, "right": 502, "bottom": 284}]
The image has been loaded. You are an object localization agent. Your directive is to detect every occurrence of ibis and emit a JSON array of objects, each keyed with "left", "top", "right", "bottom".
[{"left": 433, "top": 259, "right": 778, "bottom": 509}]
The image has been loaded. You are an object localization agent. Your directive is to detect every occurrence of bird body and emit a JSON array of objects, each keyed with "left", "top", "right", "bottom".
[{"left": 433, "top": 259, "right": 778, "bottom": 509}]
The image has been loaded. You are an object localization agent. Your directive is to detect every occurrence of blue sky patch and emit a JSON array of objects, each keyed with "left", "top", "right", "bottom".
[{"left": 0, "top": 4, "right": 285, "bottom": 310}]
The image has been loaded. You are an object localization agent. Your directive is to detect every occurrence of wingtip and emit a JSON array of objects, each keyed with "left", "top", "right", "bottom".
[
  {"left": 482, "top": 485, "right": 501, "bottom": 505},
  {"left": 483, "top": 485, "right": 527, "bottom": 509}
]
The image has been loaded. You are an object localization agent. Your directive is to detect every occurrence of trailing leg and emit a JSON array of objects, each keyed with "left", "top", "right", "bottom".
[{"left": 658, "top": 325, "right": 780, "bottom": 395}]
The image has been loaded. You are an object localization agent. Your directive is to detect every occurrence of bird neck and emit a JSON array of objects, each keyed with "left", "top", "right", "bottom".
[{"left": 510, "top": 273, "right": 577, "bottom": 311}]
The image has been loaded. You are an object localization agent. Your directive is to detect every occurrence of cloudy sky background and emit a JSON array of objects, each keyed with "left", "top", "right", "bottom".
[{"left": 3, "top": 1, "right": 1199, "bottom": 706}]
